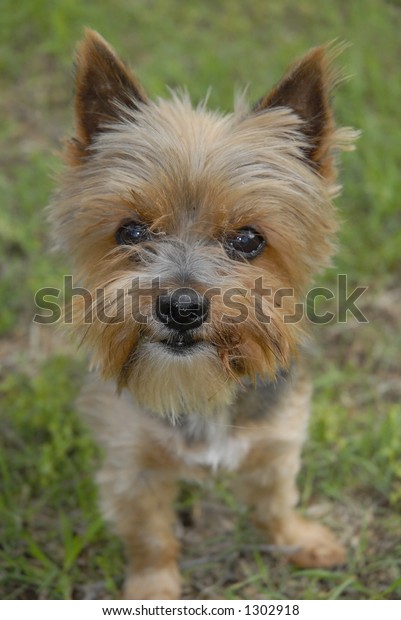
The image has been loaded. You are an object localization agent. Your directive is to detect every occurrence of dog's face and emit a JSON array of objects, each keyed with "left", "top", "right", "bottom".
[{"left": 51, "top": 31, "right": 355, "bottom": 416}]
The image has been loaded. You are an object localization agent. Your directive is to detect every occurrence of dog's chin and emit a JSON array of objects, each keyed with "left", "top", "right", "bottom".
[{"left": 125, "top": 340, "right": 236, "bottom": 417}]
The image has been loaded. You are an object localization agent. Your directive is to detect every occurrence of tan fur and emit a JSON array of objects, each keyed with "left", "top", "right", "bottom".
[{"left": 50, "top": 30, "right": 357, "bottom": 598}]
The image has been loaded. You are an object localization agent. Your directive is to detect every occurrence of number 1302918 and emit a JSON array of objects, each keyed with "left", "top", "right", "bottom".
[{"left": 245, "top": 604, "right": 300, "bottom": 616}]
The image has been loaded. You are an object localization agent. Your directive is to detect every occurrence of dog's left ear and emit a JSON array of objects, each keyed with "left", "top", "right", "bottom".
[
  {"left": 253, "top": 45, "right": 340, "bottom": 179},
  {"left": 73, "top": 29, "right": 148, "bottom": 148}
]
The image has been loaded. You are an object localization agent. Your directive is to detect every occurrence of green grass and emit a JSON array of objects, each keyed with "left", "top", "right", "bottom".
[{"left": 1, "top": 0, "right": 401, "bottom": 600}]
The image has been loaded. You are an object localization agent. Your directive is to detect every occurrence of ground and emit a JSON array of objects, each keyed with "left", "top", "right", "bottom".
[{"left": 1, "top": 0, "right": 401, "bottom": 600}]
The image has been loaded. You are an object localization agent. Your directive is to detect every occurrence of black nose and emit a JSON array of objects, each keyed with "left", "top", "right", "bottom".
[{"left": 156, "top": 287, "right": 209, "bottom": 331}]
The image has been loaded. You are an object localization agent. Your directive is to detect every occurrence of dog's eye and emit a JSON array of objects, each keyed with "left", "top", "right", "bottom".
[
  {"left": 224, "top": 227, "right": 266, "bottom": 260},
  {"left": 115, "top": 221, "right": 151, "bottom": 245}
]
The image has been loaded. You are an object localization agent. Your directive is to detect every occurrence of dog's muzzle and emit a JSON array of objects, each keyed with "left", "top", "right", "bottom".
[{"left": 155, "top": 287, "right": 209, "bottom": 352}]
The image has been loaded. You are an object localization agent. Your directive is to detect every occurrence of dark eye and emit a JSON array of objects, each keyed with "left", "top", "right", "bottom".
[
  {"left": 224, "top": 227, "right": 266, "bottom": 260},
  {"left": 115, "top": 221, "right": 151, "bottom": 245}
]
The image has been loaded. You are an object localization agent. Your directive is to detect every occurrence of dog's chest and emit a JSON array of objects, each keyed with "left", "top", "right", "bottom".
[
  {"left": 185, "top": 432, "right": 251, "bottom": 472},
  {"left": 170, "top": 373, "right": 291, "bottom": 471},
  {"left": 175, "top": 413, "right": 251, "bottom": 472}
]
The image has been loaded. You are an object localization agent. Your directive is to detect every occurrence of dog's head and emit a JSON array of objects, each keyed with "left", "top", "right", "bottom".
[{"left": 50, "top": 30, "right": 356, "bottom": 416}]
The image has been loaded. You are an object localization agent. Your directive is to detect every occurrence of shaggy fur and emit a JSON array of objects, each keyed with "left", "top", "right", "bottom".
[{"left": 50, "top": 30, "right": 357, "bottom": 599}]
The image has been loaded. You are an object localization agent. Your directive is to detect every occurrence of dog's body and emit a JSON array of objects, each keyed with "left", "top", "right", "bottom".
[{"left": 50, "top": 30, "right": 356, "bottom": 599}]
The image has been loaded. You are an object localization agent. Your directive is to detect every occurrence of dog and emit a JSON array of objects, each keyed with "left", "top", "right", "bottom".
[{"left": 50, "top": 29, "right": 356, "bottom": 599}]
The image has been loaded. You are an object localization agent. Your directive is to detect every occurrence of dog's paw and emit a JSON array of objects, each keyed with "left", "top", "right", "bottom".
[
  {"left": 123, "top": 566, "right": 181, "bottom": 600},
  {"left": 269, "top": 514, "right": 347, "bottom": 568}
]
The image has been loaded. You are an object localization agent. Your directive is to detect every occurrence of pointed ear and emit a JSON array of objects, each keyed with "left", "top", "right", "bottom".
[
  {"left": 73, "top": 29, "right": 148, "bottom": 146},
  {"left": 253, "top": 45, "right": 341, "bottom": 179}
]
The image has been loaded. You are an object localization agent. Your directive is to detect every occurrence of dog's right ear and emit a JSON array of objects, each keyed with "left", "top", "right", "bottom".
[{"left": 73, "top": 29, "right": 148, "bottom": 148}]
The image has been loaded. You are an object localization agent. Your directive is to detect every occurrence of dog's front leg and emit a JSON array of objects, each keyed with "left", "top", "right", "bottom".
[
  {"left": 233, "top": 437, "right": 346, "bottom": 568},
  {"left": 98, "top": 461, "right": 181, "bottom": 600}
]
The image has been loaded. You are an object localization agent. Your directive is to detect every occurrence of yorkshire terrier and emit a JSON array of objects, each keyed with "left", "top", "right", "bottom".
[{"left": 50, "top": 30, "right": 356, "bottom": 599}]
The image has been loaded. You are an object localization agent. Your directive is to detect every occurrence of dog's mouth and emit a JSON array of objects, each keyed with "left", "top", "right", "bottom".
[{"left": 160, "top": 332, "right": 203, "bottom": 354}]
